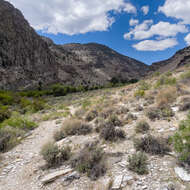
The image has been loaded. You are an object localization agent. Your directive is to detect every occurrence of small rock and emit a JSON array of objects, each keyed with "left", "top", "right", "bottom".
[
  {"left": 175, "top": 167, "right": 190, "bottom": 181},
  {"left": 41, "top": 168, "right": 73, "bottom": 184},
  {"left": 112, "top": 175, "right": 123, "bottom": 190}
]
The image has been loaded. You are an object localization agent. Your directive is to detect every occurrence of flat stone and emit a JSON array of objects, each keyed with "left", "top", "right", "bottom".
[
  {"left": 41, "top": 168, "right": 73, "bottom": 184},
  {"left": 174, "top": 167, "right": 190, "bottom": 181},
  {"left": 112, "top": 175, "right": 123, "bottom": 190}
]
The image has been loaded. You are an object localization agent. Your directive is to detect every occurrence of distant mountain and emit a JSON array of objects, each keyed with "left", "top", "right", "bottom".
[
  {"left": 0, "top": 0, "right": 149, "bottom": 90},
  {"left": 44, "top": 39, "right": 149, "bottom": 87},
  {"left": 151, "top": 46, "right": 190, "bottom": 72}
]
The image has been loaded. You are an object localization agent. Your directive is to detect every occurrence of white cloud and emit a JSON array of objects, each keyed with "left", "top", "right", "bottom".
[
  {"left": 141, "top": 6, "right": 149, "bottom": 15},
  {"left": 133, "top": 38, "right": 178, "bottom": 51},
  {"left": 159, "top": 0, "right": 190, "bottom": 24},
  {"left": 124, "top": 21, "right": 187, "bottom": 40},
  {"left": 185, "top": 33, "right": 190, "bottom": 46},
  {"left": 129, "top": 19, "right": 139, "bottom": 26},
  {"left": 7, "top": 0, "right": 136, "bottom": 35}
]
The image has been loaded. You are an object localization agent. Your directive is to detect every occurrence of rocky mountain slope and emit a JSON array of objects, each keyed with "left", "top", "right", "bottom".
[
  {"left": 0, "top": 0, "right": 149, "bottom": 90},
  {"left": 0, "top": 0, "right": 58, "bottom": 90},
  {"left": 151, "top": 46, "right": 190, "bottom": 72},
  {"left": 44, "top": 39, "right": 149, "bottom": 87}
]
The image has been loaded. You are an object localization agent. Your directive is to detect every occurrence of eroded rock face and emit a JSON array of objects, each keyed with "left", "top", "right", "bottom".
[{"left": 0, "top": 0, "right": 58, "bottom": 90}]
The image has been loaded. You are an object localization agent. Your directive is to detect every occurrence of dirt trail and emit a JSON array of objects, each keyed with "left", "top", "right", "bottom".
[{"left": 0, "top": 119, "right": 61, "bottom": 190}]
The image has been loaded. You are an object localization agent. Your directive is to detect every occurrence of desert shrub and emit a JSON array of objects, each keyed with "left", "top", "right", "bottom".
[
  {"left": 32, "top": 98, "right": 46, "bottom": 112},
  {"left": 156, "top": 87, "right": 177, "bottom": 107},
  {"left": 153, "top": 71, "right": 160, "bottom": 77},
  {"left": 179, "top": 98, "right": 190, "bottom": 111},
  {"left": 63, "top": 119, "right": 92, "bottom": 136},
  {"left": 0, "top": 126, "right": 24, "bottom": 152},
  {"left": 134, "top": 89, "right": 145, "bottom": 98},
  {"left": 115, "top": 106, "right": 129, "bottom": 115},
  {"left": 71, "top": 143, "right": 106, "bottom": 180},
  {"left": 146, "top": 106, "right": 174, "bottom": 121},
  {"left": 171, "top": 113, "right": 190, "bottom": 166},
  {"left": 100, "top": 125, "right": 126, "bottom": 141},
  {"left": 85, "top": 110, "right": 98, "bottom": 122},
  {"left": 134, "top": 135, "right": 170, "bottom": 155},
  {"left": 180, "top": 70, "right": 190, "bottom": 80},
  {"left": 138, "top": 80, "right": 151, "bottom": 91},
  {"left": 0, "top": 113, "right": 37, "bottom": 131},
  {"left": 146, "top": 107, "right": 161, "bottom": 120},
  {"left": 107, "top": 114, "right": 122, "bottom": 127},
  {"left": 99, "top": 108, "right": 115, "bottom": 119},
  {"left": 53, "top": 130, "right": 65, "bottom": 141},
  {"left": 135, "top": 120, "right": 150, "bottom": 133},
  {"left": 0, "top": 91, "right": 14, "bottom": 105},
  {"left": 125, "top": 113, "right": 137, "bottom": 122},
  {"left": 155, "top": 75, "right": 176, "bottom": 88},
  {"left": 41, "top": 142, "right": 71, "bottom": 168},
  {"left": 128, "top": 152, "right": 148, "bottom": 175},
  {"left": 0, "top": 106, "right": 11, "bottom": 123},
  {"left": 51, "top": 84, "right": 68, "bottom": 96}
]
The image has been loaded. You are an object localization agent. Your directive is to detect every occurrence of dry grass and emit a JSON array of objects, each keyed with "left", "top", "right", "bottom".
[{"left": 156, "top": 86, "right": 177, "bottom": 107}]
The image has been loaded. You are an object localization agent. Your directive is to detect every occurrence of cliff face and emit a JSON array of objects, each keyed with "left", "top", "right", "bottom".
[
  {"left": 0, "top": 0, "right": 150, "bottom": 90},
  {"left": 0, "top": 1, "right": 58, "bottom": 90},
  {"left": 151, "top": 46, "right": 190, "bottom": 73}
]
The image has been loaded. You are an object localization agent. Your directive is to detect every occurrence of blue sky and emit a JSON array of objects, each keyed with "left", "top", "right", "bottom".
[{"left": 9, "top": 0, "right": 190, "bottom": 65}]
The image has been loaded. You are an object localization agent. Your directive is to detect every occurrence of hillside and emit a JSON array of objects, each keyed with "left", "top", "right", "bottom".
[
  {"left": 0, "top": 0, "right": 58, "bottom": 90},
  {"left": 0, "top": 0, "right": 149, "bottom": 90},
  {"left": 151, "top": 46, "right": 190, "bottom": 73}
]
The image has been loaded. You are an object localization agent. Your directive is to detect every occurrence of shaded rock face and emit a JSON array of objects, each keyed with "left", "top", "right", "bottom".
[
  {"left": 150, "top": 46, "right": 190, "bottom": 73},
  {"left": 0, "top": 1, "right": 58, "bottom": 90},
  {"left": 47, "top": 42, "right": 149, "bottom": 87},
  {"left": 0, "top": 0, "right": 150, "bottom": 90}
]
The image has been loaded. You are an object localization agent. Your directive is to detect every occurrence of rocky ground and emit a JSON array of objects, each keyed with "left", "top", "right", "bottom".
[{"left": 0, "top": 68, "right": 190, "bottom": 190}]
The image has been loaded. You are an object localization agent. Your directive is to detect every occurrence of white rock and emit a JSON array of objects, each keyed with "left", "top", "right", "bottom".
[
  {"left": 112, "top": 175, "right": 123, "bottom": 190},
  {"left": 41, "top": 168, "right": 73, "bottom": 184},
  {"left": 175, "top": 167, "right": 190, "bottom": 181}
]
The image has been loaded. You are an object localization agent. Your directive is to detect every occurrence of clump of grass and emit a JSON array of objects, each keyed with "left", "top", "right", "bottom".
[
  {"left": 107, "top": 114, "right": 122, "bottom": 127},
  {"left": 42, "top": 111, "right": 70, "bottom": 121},
  {"left": 179, "top": 97, "right": 190, "bottom": 111},
  {"left": 128, "top": 152, "right": 148, "bottom": 175},
  {"left": 0, "top": 91, "right": 14, "bottom": 105},
  {"left": 71, "top": 143, "right": 106, "bottom": 180},
  {"left": 134, "top": 135, "right": 170, "bottom": 155},
  {"left": 125, "top": 113, "right": 137, "bottom": 123},
  {"left": 0, "top": 113, "right": 37, "bottom": 131},
  {"left": 155, "top": 75, "right": 176, "bottom": 88},
  {"left": 63, "top": 119, "right": 92, "bottom": 136},
  {"left": 0, "top": 106, "right": 11, "bottom": 123},
  {"left": 135, "top": 120, "right": 150, "bottom": 134},
  {"left": 134, "top": 89, "right": 145, "bottom": 98},
  {"left": 138, "top": 80, "right": 151, "bottom": 91},
  {"left": 180, "top": 70, "right": 190, "bottom": 80},
  {"left": 41, "top": 142, "right": 71, "bottom": 168}
]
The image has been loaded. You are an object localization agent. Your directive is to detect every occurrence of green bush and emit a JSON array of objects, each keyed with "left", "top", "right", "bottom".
[
  {"left": 0, "top": 106, "right": 11, "bottom": 123},
  {"left": 71, "top": 143, "right": 106, "bottom": 180},
  {"left": 171, "top": 112, "right": 190, "bottom": 166},
  {"left": 128, "top": 152, "right": 148, "bottom": 175},
  {"left": 134, "top": 89, "right": 145, "bottom": 98},
  {"left": 155, "top": 75, "right": 176, "bottom": 88},
  {"left": 41, "top": 142, "right": 71, "bottom": 168},
  {"left": 138, "top": 80, "right": 151, "bottom": 91},
  {"left": 135, "top": 120, "right": 150, "bottom": 133},
  {"left": 134, "top": 135, "right": 170, "bottom": 155},
  {"left": 32, "top": 98, "right": 46, "bottom": 112},
  {"left": 51, "top": 84, "right": 68, "bottom": 96},
  {"left": 0, "top": 91, "right": 14, "bottom": 105},
  {"left": 0, "top": 113, "right": 37, "bottom": 131}
]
